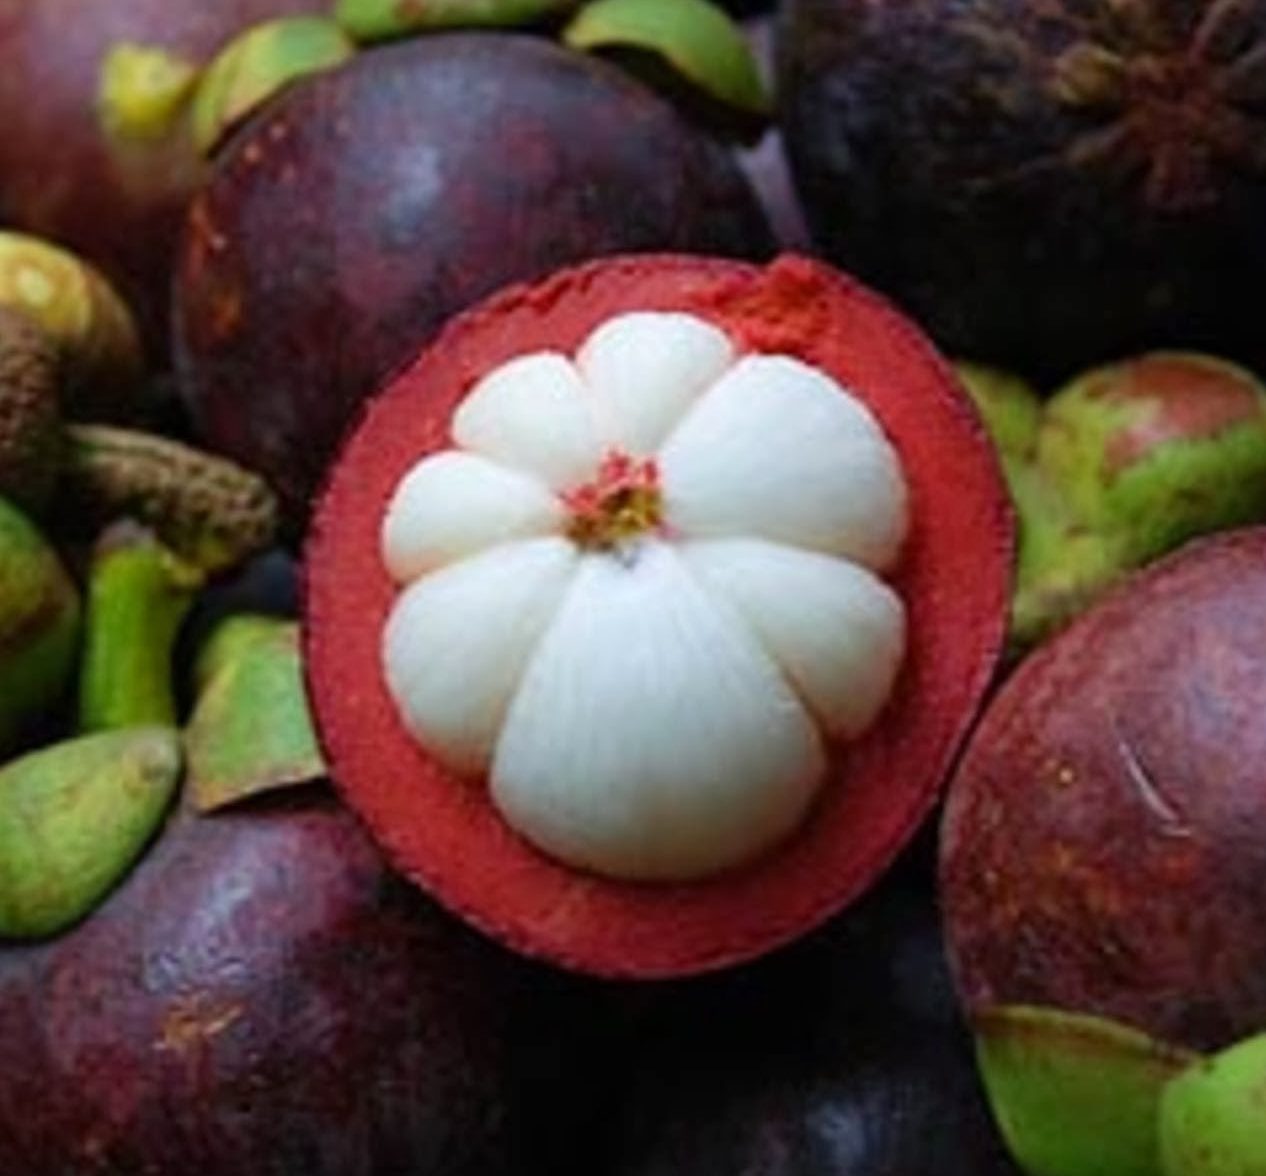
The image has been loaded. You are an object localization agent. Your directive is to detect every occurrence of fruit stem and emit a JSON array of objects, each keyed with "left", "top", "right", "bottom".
[{"left": 78, "top": 521, "right": 203, "bottom": 732}]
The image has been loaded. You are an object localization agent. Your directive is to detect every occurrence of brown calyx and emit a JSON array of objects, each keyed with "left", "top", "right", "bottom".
[
  {"left": 1048, "top": 1, "right": 1266, "bottom": 213},
  {"left": 0, "top": 306, "right": 62, "bottom": 513}
]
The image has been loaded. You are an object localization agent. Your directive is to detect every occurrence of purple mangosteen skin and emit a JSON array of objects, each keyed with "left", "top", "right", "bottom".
[
  {"left": 0, "top": 0, "right": 327, "bottom": 344},
  {"left": 942, "top": 529, "right": 1266, "bottom": 1053},
  {"left": 777, "top": 0, "right": 1266, "bottom": 380},
  {"left": 0, "top": 791, "right": 606, "bottom": 1175},
  {"left": 601, "top": 867, "right": 1021, "bottom": 1176},
  {"left": 174, "top": 32, "right": 775, "bottom": 531}
]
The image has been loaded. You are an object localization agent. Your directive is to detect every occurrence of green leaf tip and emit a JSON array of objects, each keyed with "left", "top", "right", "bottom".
[
  {"left": 185, "top": 616, "right": 325, "bottom": 813},
  {"left": 0, "top": 727, "right": 181, "bottom": 939},
  {"left": 564, "top": 0, "right": 771, "bottom": 120},
  {"left": 974, "top": 1005, "right": 1199, "bottom": 1176},
  {"left": 335, "top": 0, "right": 578, "bottom": 43},
  {"left": 191, "top": 17, "right": 355, "bottom": 157},
  {"left": 1160, "top": 1032, "right": 1266, "bottom": 1176}
]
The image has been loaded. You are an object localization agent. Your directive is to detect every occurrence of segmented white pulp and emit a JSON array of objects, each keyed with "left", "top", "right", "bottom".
[{"left": 380, "top": 312, "right": 909, "bottom": 881}]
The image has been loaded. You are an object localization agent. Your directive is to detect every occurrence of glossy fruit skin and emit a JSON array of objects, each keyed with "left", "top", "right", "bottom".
[
  {"left": 778, "top": 0, "right": 1266, "bottom": 381},
  {"left": 174, "top": 33, "right": 775, "bottom": 530},
  {"left": 0, "top": 790, "right": 605, "bottom": 1175},
  {"left": 603, "top": 861, "right": 1021, "bottom": 1176},
  {"left": 0, "top": 0, "right": 326, "bottom": 344},
  {"left": 942, "top": 528, "right": 1266, "bottom": 1053}
]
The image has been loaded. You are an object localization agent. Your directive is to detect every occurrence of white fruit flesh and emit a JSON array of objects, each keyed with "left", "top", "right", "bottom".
[{"left": 380, "top": 312, "right": 910, "bottom": 881}]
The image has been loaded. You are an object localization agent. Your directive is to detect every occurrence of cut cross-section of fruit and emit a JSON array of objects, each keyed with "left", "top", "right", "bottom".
[{"left": 305, "top": 253, "right": 1013, "bottom": 977}]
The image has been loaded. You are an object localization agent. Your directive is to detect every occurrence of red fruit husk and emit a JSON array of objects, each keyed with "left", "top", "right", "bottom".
[
  {"left": 304, "top": 252, "right": 1013, "bottom": 978},
  {"left": 942, "top": 527, "right": 1266, "bottom": 1052}
]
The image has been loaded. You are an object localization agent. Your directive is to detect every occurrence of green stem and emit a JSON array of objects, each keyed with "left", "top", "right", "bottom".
[{"left": 78, "top": 522, "right": 203, "bottom": 732}]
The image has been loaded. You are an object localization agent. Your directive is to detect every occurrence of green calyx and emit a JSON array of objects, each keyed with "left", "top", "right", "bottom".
[
  {"left": 0, "top": 726, "right": 181, "bottom": 939},
  {"left": 336, "top": 0, "right": 578, "bottom": 43},
  {"left": 78, "top": 522, "right": 203, "bottom": 733},
  {"left": 98, "top": 42, "right": 199, "bottom": 143},
  {"left": 975, "top": 1005, "right": 1198, "bottom": 1176},
  {"left": 957, "top": 352, "right": 1266, "bottom": 655},
  {"left": 0, "top": 498, "right": 80, "bottom": 755},
  {"left": 185, "top": 615, "right": 325, "bottom": 813},
  {"left": 190, "top": 17, "right": 356, "bottom": 157},
  {"left": 1160, "top": 1033, "right": 1266, "bottom": 1175},
  {"left": 564, "top": 0, "right": 771, "bottom": 121}
]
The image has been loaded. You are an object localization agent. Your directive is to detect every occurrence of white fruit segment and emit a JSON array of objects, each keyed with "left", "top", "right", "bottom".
[
  {"left": 659, "top": 355, "right": 907, "bottom": 570},
  {"left": 382, "top": 538, "right": 578, "bottom": 775},
  {"left": 576, "top": 312, "right": 736, "bottom": 454},
  {"left": 682, "top": 539, "right": 906, "bottom": 739},
  {"left": 382, "top": 452, "right": 564, "bottom": 583},
  {"left": 491, "top": 542, "right": 825, "bottom": 881},
  {"left": 452, "top": 353, "right": 603, "bottom": 489},
  {"left": 380, "top": 310, "right": 911, "bottom": 881}
]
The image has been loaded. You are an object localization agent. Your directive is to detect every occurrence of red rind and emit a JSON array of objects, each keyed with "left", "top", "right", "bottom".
[
  {"left": 941, "top": 527, "right": 1266, "bottom": 1051},
  {"left": 304, "top": 252, "right": 1013, "bottom": 978}
]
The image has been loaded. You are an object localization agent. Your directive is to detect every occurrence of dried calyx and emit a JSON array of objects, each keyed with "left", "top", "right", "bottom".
[{"left": 380, "top": 310, "right": 910, "bottom": 881}]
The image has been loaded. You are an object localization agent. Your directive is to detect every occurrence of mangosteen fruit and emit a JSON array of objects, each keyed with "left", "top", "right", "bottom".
[
  {"left": 779, "top": 0, "right": 1266, "bottom": 379},
  {"left": 601, "top": 866, "right": 1021, "bottom": 1175},
  {"left": 0, "top": 0, "right": 328, "bottom": 341},
  {"left": 0, "top": 788, "right": 609, "bottom": 1175},
  {"left": 174, "top": 32, "right": 778, "bottom": 529},
  {"left": 941, "top": 526, "right": 1266, "bottom": 1053},
  {"left": 958, "top": 351, "right": 1266, "bottom": 652},
  {"left": 304, "top": 251, "right": 1012, "bottom": 976}
]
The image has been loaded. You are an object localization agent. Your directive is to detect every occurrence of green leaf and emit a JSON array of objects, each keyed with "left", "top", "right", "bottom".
[
  {"left": 185, "top": 617, "right": 325, "bottom": 813},
  {"left": 190, "top": 17, "right": 355, "bottom": 156},
  {"left": 0, "top": 727, "right": 181, "bottom": 938},
  {"left": 564, "top": 0, "right": 771, "bottom": 117},
  {"left": 335, "top": 0, "right": 577, "bottom": 43},
  {"left": 1160, "top": 1033, "right": 1266, "bottom": 1175},
  {"left": 975, "top": 1005, "right": 1199, "bottom": 1176}
]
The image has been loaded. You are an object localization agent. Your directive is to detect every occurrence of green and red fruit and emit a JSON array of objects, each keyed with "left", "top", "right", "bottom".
[
  {"left": 942, "top": 527, "right": 1266, "bottom": 1052},
  {"left": 175, "top": 33, "right": 776, "bottom": 529},
  {"left": 779, "top": 0, "right": 1266, "bottom": 379},
  {"left": 0, "top": 0, "right": 327, "bottom": 341},
  {"left": 958, "top": 353, "right": 1266, "bottom": 653},
  {"left": 304, "top": 251, "right": 1012, "bottom": 977},
  {"left": 0, "top": 791, "right": 606, "bottom": 1174}
]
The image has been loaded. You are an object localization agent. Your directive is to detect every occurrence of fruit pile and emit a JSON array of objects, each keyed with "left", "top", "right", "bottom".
[{"left": 0, "top": 0, "right": 1264, "bottom": 1172}]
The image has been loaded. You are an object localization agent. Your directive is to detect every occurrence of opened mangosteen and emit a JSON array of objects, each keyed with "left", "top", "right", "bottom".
[
  {"left": 0, "top": 789, "right": 611, "bottom": 1175},
  {"left": 174, "top": 32, "right": 777, "bottom": 530},
  {"left": 779, "top": 0, "right": 1266, "bottom": 379},
  {"left": 0, "top": 0, "right": 330, "bottom": 343},
  {"left": 942, "top": 527, "right": 1266, "bottom": 1054},
  {"left": 304, "top": 251, "right": 1013, "bottom": 977}
]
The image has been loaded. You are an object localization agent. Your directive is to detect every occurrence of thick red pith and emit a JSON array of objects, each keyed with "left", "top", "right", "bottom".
[{"left": 304, "top": 253, "right": 1013, "bottom": 978}]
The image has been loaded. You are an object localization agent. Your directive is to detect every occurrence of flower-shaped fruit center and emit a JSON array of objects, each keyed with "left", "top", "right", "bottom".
[{"left": 379, "top": 312, "right": 911, "bottom": 882}]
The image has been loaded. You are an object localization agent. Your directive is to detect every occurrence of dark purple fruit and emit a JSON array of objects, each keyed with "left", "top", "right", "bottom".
[
  {"left": 942, "top": 528, "right": 1266, "bottom": 1053},
  {"left": 0, "top": 0, "right": 326, "bottom": 345},
  {"left": 173, "top": 33, "right": 775, "bottom": 529},
  {"left": 0, "top": 790, "right": 606, "bottom": 1175},
  {"left": 600, "top": 867, "right": 1021, "bottom": 1175},
  {"left": 778, "top": 0, "right": 1266, "bottom": 380}
]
